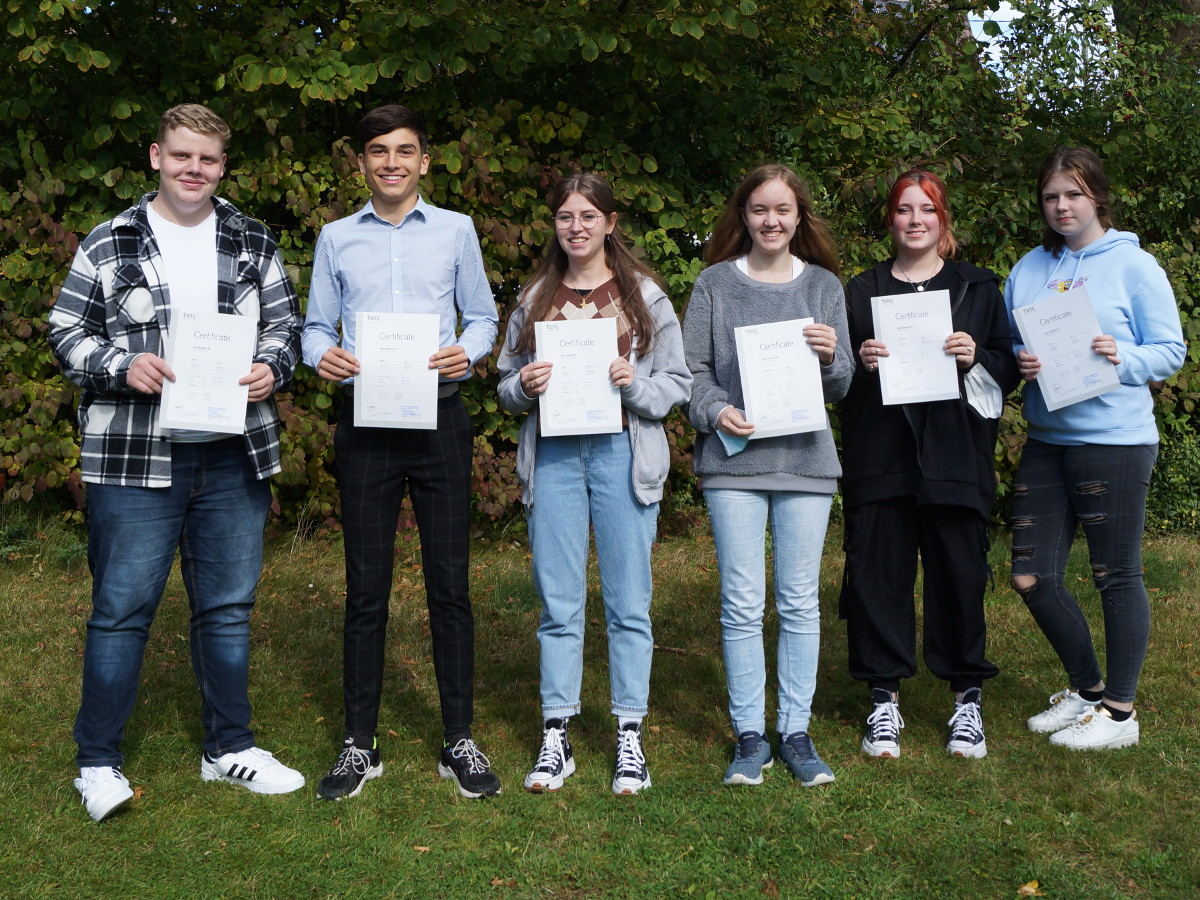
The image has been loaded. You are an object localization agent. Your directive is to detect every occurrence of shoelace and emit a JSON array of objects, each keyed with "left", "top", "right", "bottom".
[
  {"left": 1067, "top": 706, "right": 1103, "bottom": 731},
  {"left": 734, "top": 732, "right": 764, "bottom": 761},
  {"left": 532, "top": 727, "right": 567, "bottom": 774},
  {"left": 447, "top": 738, "right": 491, "bottom": 775},
  {"left": 1046, "top": 689, "right": 1079, "bottom": 708},
  {"left": 783, "top": 732, "right": 819, "bottom": 761},
  {"left": 331, "top": 744, "right": 374, "bottom": 776},
  {"left": 866, "top": 701, "right": 905, "bottom": 742},
  {"left": 615, "top": 726, "right": 646, "bottom": 776},
  {"left": 947, "top": 701, "right": 984, "bottom": 743}
]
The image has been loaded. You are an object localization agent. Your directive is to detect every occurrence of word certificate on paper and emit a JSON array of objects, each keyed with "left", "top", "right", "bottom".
[
  {"left": 353, "top": 311, "right": 440, "bottom": 429},
  {"left": 734, "top": 317, "right": 827, "bottom": 439},
  {"left": 871, "top": 289, "right": 959, "bottom": 405},
  {"left": 535, "top": 318, "right": 622, "bottom": 437},
  {"left": 1012, "top": 285, "right": 1119, "bottom": 412},
  {"left": 159, "top": 309, "right": 256, "bottom": 434}
]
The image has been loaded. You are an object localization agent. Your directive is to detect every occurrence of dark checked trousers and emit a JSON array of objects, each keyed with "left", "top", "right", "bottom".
[{"left": 335, "top": 392, "right": 475, "bottom": 738}]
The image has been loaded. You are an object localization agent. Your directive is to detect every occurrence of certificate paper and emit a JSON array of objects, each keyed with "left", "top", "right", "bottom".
[
  {"left": 1012, "top": 285, "right": 1119, "bottom": 411},
  {"left": 871, "top": 289, "right": 959, "bottom": 405},
  {"left": 734, "top": 317, "right": 827, "bottom": 439},
  {"left": 159, "top": 309, "right": 256, "bottom": 434},
  {"left": 353, "top": 311, "right": 440, "bottom": 429},
  {"left": 535, "top": 318, "right": 622, "bottom": 436}
]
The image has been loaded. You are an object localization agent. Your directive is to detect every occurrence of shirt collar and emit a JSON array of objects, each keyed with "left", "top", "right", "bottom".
[{"left": 360, "top": 195, "right": 429, "bottom": 227}]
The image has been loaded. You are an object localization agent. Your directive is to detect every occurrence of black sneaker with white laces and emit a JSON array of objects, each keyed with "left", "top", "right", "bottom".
[
  {"left": 946, "top": 687, "right": 987, "bottom": 758},
  {"left": 862, "top": 687, "right": 904, "bottom": 758},
  {"left": 612, "top": 721, "right": 651, "bottom": 795},
  {"left": 523, "top": 718, "right": 575, "bottom": 793},
  {"left": 438, "top": 737, "right": 502, "bottom": 798},
  {"left": 317, "top": 736, "right": 383, "bottom": 800}
]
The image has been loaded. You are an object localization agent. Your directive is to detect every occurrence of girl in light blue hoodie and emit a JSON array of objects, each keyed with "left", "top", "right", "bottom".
[{"left": 1006, "top": 146, "right": 1184, "bottom": 751}]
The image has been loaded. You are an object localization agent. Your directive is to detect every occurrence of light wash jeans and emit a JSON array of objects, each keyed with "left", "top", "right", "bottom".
[
  {"left": 528, "top": 433, "right": 658, "bottom": 719},
  {"left": 75, "top": 438, "right": 270, "bottom": 767},
  {"left": 706, "top": 489, "right": 832, "bottom": 736}
]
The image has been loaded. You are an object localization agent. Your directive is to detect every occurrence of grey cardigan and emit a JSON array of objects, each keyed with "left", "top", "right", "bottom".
[
  {"left": 497, "top": 276, "right": 692, "bottom": 508},
  {"left": 682, "top": 260, "right": 852, "bottom": 479}
]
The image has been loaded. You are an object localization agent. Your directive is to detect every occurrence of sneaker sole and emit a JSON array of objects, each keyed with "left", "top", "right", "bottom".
[
  {"left": 76, "top": 783, "right": 134, "bottom": 823},
  {"left": 861, "top": 737, "right": 900, "bottom": 759},
  {"left": 437, "top": 763, "right": 502, "bottom": 799},
  {"left": 317, "top": 762, "right": 383, "bottom": 800},
  {"left": 723, "top": 757, "right": 773, "bottom": 786},
  {"left": 801, "top": 772, "right": 840, "bottom": 787},
  {"left": 612, "top": 773, "right": 651, "bottom": 796},
  {"left": 523, "top": 757, "right": 576, "bottom": 793},
  {"left": 200, "top": 762, "right": 306, "bottom": 795},
  {"left": 947, "top": 741, "right": 988, "bottom": 759},
  {"left": 1049, "top": 732, "right": 1139, "bottom": 750}
]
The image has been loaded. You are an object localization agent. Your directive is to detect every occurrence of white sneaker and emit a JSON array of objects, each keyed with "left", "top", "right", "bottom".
[
  {"left": 75, "top": 766, "right": 134, "bottom": 822},
  {"left": 1027, "top": 689, "right": 1093, "bottom": 733},
  {"left": 1049, "top": 706, "right": 1139, "bottom": 750},
  {"left": 201, "top": 746, "right": 305, "bottom": 794}
]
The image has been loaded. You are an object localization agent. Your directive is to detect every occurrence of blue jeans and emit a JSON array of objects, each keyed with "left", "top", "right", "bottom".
[
  {"left": 1010, "top": 439, "right": 1157, "bottom": 704},
  {"left": 75, "top": 438, "right": 271, "bottom": 767},
  {"left": 706, "top": 489, "right": 832, "bottom": 736},
  {"left": 528, "top": 433, "right": 658, "bottom": 719}
]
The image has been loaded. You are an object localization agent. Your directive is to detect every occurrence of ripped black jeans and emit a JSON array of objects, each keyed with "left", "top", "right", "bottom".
[{"left": 1009, "top": 439, "right": 1157, "bottom": 704}]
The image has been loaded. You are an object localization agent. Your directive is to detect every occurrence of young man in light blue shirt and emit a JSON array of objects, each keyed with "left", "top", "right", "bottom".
[{"left": 302, "top": 104, "right": 501, "bottom": 800}]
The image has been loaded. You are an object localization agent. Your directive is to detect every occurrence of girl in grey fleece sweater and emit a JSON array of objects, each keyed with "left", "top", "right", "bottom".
[{"left": 682, "top": 165, "right": 851, "bottom": 789}]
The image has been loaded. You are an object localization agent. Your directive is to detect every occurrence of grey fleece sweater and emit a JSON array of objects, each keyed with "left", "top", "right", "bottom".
[
  {"left": 682, "top": 260, "right": 852, "bottom": 479},
  {"left": 497, "top": 276, "right": 692, "bottom": 508}
]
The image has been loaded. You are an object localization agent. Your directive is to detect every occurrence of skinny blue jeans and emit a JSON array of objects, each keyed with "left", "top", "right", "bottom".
[
  {"left": 527, "top": 433, "right": 658, "bottom": 719},
  {"left": 706, "top": 488, "right": 832, "bottom": 736}
]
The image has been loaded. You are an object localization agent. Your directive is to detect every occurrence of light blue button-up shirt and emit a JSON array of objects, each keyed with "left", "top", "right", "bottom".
[{"left": 302, "top": 196, "right": 498, "bottom": 381}]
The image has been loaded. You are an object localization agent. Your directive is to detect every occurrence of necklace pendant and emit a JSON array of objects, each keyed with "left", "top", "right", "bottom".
[{"left": 917, "top": 285, "right": 924, "bottom": 291}]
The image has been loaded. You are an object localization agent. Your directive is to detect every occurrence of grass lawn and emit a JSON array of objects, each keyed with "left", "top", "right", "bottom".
[{"left": 2, "top": 508, "right": 1197, "bottom": 899}]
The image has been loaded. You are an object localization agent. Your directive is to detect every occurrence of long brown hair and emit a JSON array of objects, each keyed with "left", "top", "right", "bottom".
[
  {"left": 513, "top": 173, "right": 666, "bottom": 355},
  {"left": 1038, "top": 146, "right": 1115, "bottom": 256},
  {"left": 705, "top": 164, "right": 841, "bottom": 276},
  {"left": 886, "top": 169, "right": 958, "bottom": 259}
]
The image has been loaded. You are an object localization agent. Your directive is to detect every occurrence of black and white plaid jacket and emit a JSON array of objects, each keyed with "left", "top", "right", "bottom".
[{"left": 48, "top": 193, "right": 301, "bottom": 486}]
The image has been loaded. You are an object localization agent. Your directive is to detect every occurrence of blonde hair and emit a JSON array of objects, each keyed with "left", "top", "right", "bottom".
[{"left": 157, "top": 104, "right": 231, "bottom": 149}]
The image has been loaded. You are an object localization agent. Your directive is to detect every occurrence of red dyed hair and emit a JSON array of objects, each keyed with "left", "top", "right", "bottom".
[{"left": 885, "top": 170, "right": 957, "bottom": 259}]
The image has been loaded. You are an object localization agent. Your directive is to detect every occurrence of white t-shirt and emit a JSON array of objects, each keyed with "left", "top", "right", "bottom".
[{"left": 148, "top": 204, "right": 227, "bottom": 442}]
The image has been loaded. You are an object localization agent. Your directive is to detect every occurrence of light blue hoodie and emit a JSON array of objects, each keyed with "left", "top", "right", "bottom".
[{"left": 1005, "top": 228, "right": 1185, "bottom": 445}]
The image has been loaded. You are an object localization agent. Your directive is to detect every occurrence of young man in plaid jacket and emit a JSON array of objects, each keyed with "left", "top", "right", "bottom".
[{"left": 49, "top": 104, "right": 305, "bottom": 822}]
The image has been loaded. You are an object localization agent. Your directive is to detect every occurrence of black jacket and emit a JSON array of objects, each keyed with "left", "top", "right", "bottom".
[{"left": 839, "top": 259, "right": 1020, "bottom": 518}]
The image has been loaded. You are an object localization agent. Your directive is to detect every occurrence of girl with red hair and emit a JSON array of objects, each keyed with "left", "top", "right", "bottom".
[{"left": 838, "top": 170, "right": 1019, "bottom": 760}]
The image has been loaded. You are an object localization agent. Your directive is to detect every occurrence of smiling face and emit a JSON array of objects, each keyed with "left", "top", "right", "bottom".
[
  {"left": 554, "top": 191, "right": 616, "bottom": 271},
  {"left": 741, "top": 178, "right": 799, "bottom": 260},
  {"left": 1041, "top": 172, "right": 1105, "bottom": 251},
  {"left": 149, "top": 126, "right": 226, "bottom": 226},
  {"left": 890, "top": 184, "right": 942, "bottom": 259},
  {"left": 358, "top": 127, "right": 430, "bottom": 221}
]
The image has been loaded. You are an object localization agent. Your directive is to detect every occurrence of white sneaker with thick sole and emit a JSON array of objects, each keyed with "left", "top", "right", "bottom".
[
  {"left": 201, "top": 746, "right": 305, "bottom": 794},
  {"left": 1027, "top": 689, "right": 1093, "bottom": 733},
  {"left": 75, "top": 766, "right": 134, "bottom": 822},
  {"left": 1049, "top": 706, "right": 1139, "bottom": 750}
]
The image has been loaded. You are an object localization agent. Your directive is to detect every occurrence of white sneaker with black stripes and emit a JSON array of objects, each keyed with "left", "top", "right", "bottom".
[{"left": 201, "top": 746, "right": 305, "bottom": 794}]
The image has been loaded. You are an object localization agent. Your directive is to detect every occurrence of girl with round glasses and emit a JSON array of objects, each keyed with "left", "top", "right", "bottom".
[{"left": 499, "top": 173, "right": 691, "bottom": 794}]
